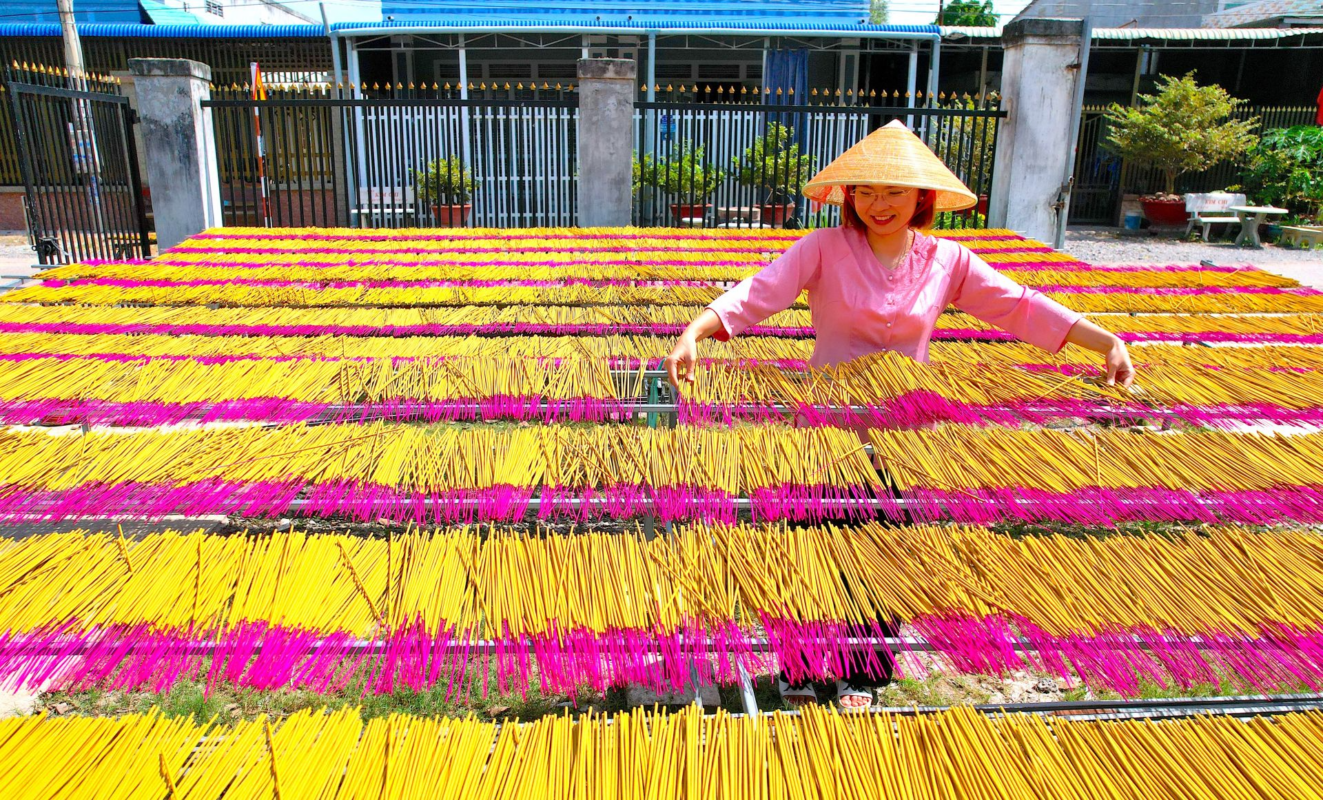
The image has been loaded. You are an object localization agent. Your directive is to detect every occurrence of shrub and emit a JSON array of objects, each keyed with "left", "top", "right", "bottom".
[
  {"left": 637, "top": 141, "right": 727, "bottom": 204},
  {"left": 1241, "top": 126, "right": 1323, "bottom": 222},
  {"left": 415, "top": 156, "right": 475, "bottom": 205},
  {"left": 730, "top": 123, "right": 816, "bottom": 204}
]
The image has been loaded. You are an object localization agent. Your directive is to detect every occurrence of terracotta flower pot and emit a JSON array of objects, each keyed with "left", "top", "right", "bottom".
[
  {"left": 670, "top": 203, "right": 710, "bottom": 221},
  {"left": 1140, "top": 198, "right": 1188, "bottom": 227},
  {"left": 758, "top": 202, "right": 796, "bottom": 227},
  {"left": 431, "top": 203, "right": 472, "bottom": 227}
]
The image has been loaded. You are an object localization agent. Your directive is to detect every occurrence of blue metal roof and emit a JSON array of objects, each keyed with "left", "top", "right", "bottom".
[
  {"left": 379, "top": 0, "right": 874, "bottom": 25},
  {"left": 0, "top": 23, "right": 326, "bottom": 38},
  {"left": 0, "top": 20, "right": 937, "bottom": 37},
  {"left": 336, "top": 20, "right": 940, "bottom": 33}
]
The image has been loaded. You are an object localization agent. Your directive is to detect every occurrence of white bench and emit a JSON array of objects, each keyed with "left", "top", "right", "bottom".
[{"left": 1184, "top": 192, "right": 1246, "bottom": 242}]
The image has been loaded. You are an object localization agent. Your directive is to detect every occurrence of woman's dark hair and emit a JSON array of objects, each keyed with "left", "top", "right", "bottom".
[{"left": 841, "top": 186, "right": 937, "bottom": 230}]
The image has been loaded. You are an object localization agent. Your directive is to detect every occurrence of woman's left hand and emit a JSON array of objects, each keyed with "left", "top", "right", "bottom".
[{"left": 1105, "top": 340, "right": 1135, "bottom": 388}]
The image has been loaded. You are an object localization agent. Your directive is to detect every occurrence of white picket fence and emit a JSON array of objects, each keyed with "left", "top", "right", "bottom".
[{"left": 350, "top": 103, "right": 578, "bottom": 228}]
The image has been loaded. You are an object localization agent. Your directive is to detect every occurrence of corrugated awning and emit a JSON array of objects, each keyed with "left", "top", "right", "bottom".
[{"left": 137, "top": 0, "right": 203, "bottom": 26}]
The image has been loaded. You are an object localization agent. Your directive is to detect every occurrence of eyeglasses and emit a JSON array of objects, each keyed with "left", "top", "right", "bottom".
[{"left": 852, "top": 187, "right": 913, "bottom": 206}]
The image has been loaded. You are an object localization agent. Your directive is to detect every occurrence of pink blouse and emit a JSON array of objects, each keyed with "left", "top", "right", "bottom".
[{"left": 706, "top": 226, "right": 1083, "bottom": 367}]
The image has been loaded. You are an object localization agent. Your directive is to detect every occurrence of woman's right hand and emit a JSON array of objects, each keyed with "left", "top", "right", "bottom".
[{"left": 664, "top": 335, "right": 699, "bottom": 390}]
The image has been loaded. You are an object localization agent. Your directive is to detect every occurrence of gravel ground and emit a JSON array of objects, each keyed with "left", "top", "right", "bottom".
[{"left": 1063, "top": 226, "right": 1323, "bottom": 266}]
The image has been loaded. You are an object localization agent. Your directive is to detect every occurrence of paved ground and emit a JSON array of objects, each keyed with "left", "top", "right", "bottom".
[
  {"left": 0, "top": 235, "right": 37, "bottom": 284},
  {"left": 1063, "top": 227, "right": 1323, "bottom": 288}
]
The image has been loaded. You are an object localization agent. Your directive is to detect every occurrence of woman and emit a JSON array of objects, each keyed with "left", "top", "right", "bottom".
[{"left": 663, "top": 121, "right": 1135, "bottom": 711}]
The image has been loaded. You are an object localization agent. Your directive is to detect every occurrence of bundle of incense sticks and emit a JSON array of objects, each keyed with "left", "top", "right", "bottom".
[
  {"left": 4, "top": 349, "right": 1321, "bottom": 428},
  {"left": 2, "top": 424, "right": 1323, "bottom": 525},
  {"left": 8, "top": 330, "right": 1323, "bottom": 372},
  {"left": 10, "top": 276, "right": 1322, "bottom": 313},
  {"left": 3, "top": 524, "right": 1323, "bottom": 696},
  {"left": 43, "top": 260, "right": 1299, "bottom": 289},
  {"left": 7, "top": 705, "right": 1323, "bottom": 800},
  {"left": 3, "top": 302, "right": 1321, "bottom": 343}
]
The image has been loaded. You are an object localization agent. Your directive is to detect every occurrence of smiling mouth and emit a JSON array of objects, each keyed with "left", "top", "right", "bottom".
[{"left": 871, "top": 213, "right": 896, "bottom": 225}]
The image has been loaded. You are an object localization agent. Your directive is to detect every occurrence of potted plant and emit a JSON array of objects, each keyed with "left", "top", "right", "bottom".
[
  {"left": 416, "top": 156, "right": 476, "bottom": 227},
  {"left": 730, "top": 122, "right": 816, "bottom": 227},
  {"left": 1103, "top": 73, "right": 1258, "bottom": 227},
  {"left": 638, "top": 141, "right": 726, "bottom": 222}
]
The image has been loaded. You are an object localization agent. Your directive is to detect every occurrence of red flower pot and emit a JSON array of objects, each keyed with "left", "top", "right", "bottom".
[
  {"left": 432, "top": 204, "right": 472, "bottom": 227},
  {"left": 670, "top": 203, "right": 710, "bottom": 222},
  {"left": 976, "top": 195, "right": 988, "bottom": 216},
  {"left": 1140, "top": 198, "right": 1188, "bottom": 227},
  {"left": 758, "top": 202, "right": 796, "bottom": 227}
]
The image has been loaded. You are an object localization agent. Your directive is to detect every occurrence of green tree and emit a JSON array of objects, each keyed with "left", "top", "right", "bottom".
[
  {"left": 869, "top": 0, "right": 889, "bottom": 24},
  {"left": 936, "top": 0, "right": 997, "bottom": 26},
  {"left": 1103, "top": 72, "right": 1258, "bottom": 196}
]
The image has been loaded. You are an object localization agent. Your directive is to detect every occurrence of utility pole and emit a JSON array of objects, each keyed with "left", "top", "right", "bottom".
[
  {"left": 57, "top": 0, "right": 107, "bottom": 240},
  {"left": 57, "top": 0, "right": 86, "bottom": 87}
]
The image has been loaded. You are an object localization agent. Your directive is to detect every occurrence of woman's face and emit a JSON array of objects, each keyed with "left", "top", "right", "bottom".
[{"left": 850, "top": 185, "right": 919, "bottom": 237}]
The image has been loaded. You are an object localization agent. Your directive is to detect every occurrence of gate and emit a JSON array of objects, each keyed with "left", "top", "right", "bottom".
[
  {"left": 204, "top": 86, "right": 579, "bottom": 229},
  {"left": 1068, "top": 108, "right": 1122, "bottom": 225},
  {"left": 5, "top": 66, "right": 150, "bottom": 264}
]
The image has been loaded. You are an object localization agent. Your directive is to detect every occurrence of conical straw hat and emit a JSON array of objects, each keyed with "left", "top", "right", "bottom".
[{"left": 803, "top": 120, "right": 978, "bottom": 212}]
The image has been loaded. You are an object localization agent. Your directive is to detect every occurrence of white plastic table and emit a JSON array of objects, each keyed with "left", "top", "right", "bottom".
[{"left": 1229, "top": 205, "right": 1289, "bottom": 248}]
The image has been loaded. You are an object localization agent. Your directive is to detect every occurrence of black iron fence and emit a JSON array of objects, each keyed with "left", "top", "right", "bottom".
[
  {"left": 632, "top": 87, "right": 1003, "bottom": 230},
  {"left": 4, "top": 64, "right": 149, "bottom": 263},
  {"left": 1070, "top": 104, "right": 1317, "bottom": 225},
  {"left": 204, "top": 84, "right": 579, "bottom": 229}
]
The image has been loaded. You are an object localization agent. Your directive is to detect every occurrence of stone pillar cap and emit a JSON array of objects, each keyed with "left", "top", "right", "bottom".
[
  {"left": 577, "top": 59, "right": 637, "bottom": 81},
  {"left": 128, "top": 58, "right": 212, "bottom": 81},
  {"left": 1002, "top": 18, "right": 1085, "bottom": 46}
]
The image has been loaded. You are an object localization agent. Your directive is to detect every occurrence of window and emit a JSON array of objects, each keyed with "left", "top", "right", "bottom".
[
  {"left": 698, "top": 64, "right": 741, "bottom": 80},
  {"left": 205, "top": 0, "right": 223, "bottom": 16},
  {"left": 487, "top": 63, "right": 533, "bottom": 79},
  {"left": 536, "top": 63, "right": 577, "bottom": 80}
]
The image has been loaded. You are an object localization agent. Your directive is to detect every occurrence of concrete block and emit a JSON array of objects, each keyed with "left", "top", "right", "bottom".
[
  {"left": 128, "top": 58, "right": 223, "bottom": 250},
  {"left": 988, "top": 19, "right": 1085, "bottom": 243},
  {"left": 577, "top": 58, "right": 637, "bottom": 228}
]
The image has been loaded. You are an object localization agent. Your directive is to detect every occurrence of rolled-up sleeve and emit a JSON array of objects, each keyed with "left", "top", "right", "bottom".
[
  {"left": 706, "top": 232, "right": 822, "bottom": 341},
  {"left": 949, "top": 244, "right": 1083, "bottom": 353}
]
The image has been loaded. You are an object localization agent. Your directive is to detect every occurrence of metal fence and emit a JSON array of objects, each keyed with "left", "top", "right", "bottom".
[
  {"left": 1070, "top": 104, "right": 1317, "bottom": 225},
  {"left": 4, "top": 64, "right": 149, "bottom": 264},
  {"left": 632, "top": 88, "right": 1003, "bottom": 230},
  {"left": 204, "top": 85, "right": 579, "bottom": 229}
]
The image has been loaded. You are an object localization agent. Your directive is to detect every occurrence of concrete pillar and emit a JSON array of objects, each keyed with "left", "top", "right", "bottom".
[
  {"left": 987, "top": 19, "right": 1084, "bottom": 242},
  {"left": 577, "top": 58, "right": 636, "bottom": 228},
  {"left": 127, "top": 58, "right": 223, "bottom": 250}
]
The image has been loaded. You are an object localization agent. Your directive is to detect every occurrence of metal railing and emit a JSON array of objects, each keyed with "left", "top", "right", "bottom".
[
  {"left": 632, "top": 88, "right": 1003, "bottom": 230},
  {"left": 204, "top": 85, "right": 579, "bottom": 229}
]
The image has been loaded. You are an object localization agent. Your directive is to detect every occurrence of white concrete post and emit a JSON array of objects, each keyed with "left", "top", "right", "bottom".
[
  {"left": 127, "top": 58, "right": 223, "bottom": 249},
  {"left": 987, "top": 19, "right": 1085, "bottom": 242},
  {"left": 577, "top": 58, "right": 636, "bottom": 228}
]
